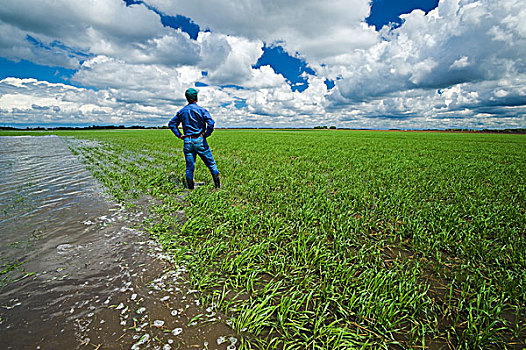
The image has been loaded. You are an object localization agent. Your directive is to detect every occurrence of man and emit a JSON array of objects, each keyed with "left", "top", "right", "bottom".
[{"left": 168, "top": 88, "right": 220, "bottom": 189}]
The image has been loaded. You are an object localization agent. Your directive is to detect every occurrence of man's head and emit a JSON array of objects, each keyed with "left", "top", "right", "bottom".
[{"left": 185, "top": 88, "right": 198, "bottom": 103}]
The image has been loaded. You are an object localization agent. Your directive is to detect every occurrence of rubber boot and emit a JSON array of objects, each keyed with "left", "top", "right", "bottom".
[
  {"left": 186, "top": 178, "right": 194, "bottom": 190},
  {"left": 212, "top": 173, "right": 220, "bottom": 189}
]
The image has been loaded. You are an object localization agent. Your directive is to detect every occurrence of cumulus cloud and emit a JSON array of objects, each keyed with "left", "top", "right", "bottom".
[
  {"left": 335, "top": 0, "right": 526, "bottom": 95},
  {"left": 0, "top": 21, "right": 83, "bottom": 69},
  {"left": 73, "top": 55, "right": 200, "bottom": 94},
  {"left": 0, "top": 0, "right": 204, "bottom": 68},
  {"left": 0, "top": 77, "right": 182, "bottom": 126},
  {"left": 143, "top": 0, "right": 378, "bottom": 63},
  {"left": 0, "top": 0, "right": 287, "bottom": 89},
  {"left": 328, "top": 0, "right": 526, "bottom": 126},
  {"left": 0, "top": 0, "right": 163, "bottom": 47},
  {"left": 0, "top": 0, "right": 525, "bottom": 129},
  {"left": 0, "top": 77, "right": 116, "bottom": 125},
  {"left": 204, "top": 35, "right": 263, "bottom": 85}
]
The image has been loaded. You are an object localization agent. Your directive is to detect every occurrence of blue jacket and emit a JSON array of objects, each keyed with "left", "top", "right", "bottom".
[{"left": 168, "top": 103, "right": 215, "bottom": 138}]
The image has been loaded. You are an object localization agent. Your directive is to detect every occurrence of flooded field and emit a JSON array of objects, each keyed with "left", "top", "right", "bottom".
[
  {"left": 0, "top": 136, "right": 236, "bottom": 349},
  {"left": 56, "top": 129, "right": 525, "bottom": 349},
  {"left": 2, "top": 129, "right": 524, "bottom": 349}
]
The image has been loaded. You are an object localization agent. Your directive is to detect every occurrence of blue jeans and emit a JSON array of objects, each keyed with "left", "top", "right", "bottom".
[{"left": 183, "top": 136, "right": 219, "bottom": 180}]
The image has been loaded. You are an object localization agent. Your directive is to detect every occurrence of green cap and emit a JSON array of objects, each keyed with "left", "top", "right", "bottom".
[{"left": 185, "top": 87, "right": 198, "bottom": 101}]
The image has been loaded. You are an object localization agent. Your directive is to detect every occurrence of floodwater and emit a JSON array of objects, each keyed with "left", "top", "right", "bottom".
[{"left": 0, "top": 136, "right": 236, "bottom": 349}]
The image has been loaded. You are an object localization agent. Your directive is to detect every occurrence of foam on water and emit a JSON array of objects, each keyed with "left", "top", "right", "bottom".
[{"left": 0, "top": 136, "right": 236, "bottom": 349}]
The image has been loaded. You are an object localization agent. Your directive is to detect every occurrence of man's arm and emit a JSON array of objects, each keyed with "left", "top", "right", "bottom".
[
  {"left": 168, "top": 113, "right": 183, "bottom": 139},
  {"left": 203, "top": 109, "right": 215, "bottom": 138}
]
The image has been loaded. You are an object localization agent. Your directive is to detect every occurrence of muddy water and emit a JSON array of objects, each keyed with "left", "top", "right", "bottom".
[{"left": 0, "top": 136, "right": 236, "bottom": 350}]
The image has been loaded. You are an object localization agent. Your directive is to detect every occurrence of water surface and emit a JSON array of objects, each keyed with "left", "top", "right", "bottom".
[{"left": 0, "top": 136, "right": 235, "bottom": 349}]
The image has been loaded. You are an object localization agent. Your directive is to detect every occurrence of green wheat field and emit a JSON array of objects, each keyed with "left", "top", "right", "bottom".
[{"left": 4, "top": 129, "right": 525, "bottom": 349}]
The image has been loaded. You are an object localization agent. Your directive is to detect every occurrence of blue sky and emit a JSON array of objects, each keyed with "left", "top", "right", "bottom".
[
  {"left": 366, "top": 0, "right": 439, "bottom": 30},
  {"left": 1, "top": 0, "right": 438, "bottom": 93},
  {"left": 0, "top": 0, "right": 524, "bottom": 129},
  {"left": 0, "top": 57, "right": 76, "bottom": 85}
]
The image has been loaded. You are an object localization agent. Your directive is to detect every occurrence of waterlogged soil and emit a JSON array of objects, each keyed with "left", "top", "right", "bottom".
[{"left": 0, "top": 136, "right": 237, "bottom": 349}]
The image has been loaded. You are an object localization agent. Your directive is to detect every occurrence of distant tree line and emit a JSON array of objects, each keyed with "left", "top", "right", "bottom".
[{"left": 314, "top": 125, "right": 337, "bottom": 129}]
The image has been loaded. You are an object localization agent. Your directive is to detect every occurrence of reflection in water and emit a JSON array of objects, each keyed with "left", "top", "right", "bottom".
[{"left": 0, "top": 136, "right": 235, "bottom": 349}]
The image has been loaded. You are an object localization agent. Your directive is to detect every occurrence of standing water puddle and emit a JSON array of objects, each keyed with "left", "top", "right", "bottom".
[{"left": 0, "top": 136, "right": 236, "bottom": 349}]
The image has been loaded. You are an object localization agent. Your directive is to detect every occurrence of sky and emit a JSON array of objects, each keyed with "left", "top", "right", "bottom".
[{"left": 0, "top": 0, "right": 525, "bottom": 129}]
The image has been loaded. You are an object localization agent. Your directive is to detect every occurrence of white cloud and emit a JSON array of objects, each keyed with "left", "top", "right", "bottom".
[
  {"left": 243, "top": 65, "right": 288, "bottom": 89},
  {"left": 204, "top": 35, "right": 263, "bottom": 85},
  {"left": 0, "top": 0, "right": 203, "bottom": 68},
  {"left": 329, "top": 0, "right": 525, "bottom": 125},
  {"left": 0, "top": 21, "right": 82, "bottom": 68},
  {"left": 73, "top": 55, "right": 200, "bottom": 93},
  {"left": 0, "top": 77, "right": 174, "bottom": 126},
  {"left": 450, "top": 56, "right": 470, "bottom": 69},
  {"left": 196, "top": 32, "right": 232, "bottom": 70},
  {"left": 0, "top": 0, "right": 163, "bottom": 47},
  {"left": 0, "top": 0, "right": 525, "bottom": 129},
  {"left": 143, "top": 0, "right": 378, "bottom": 63}
]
